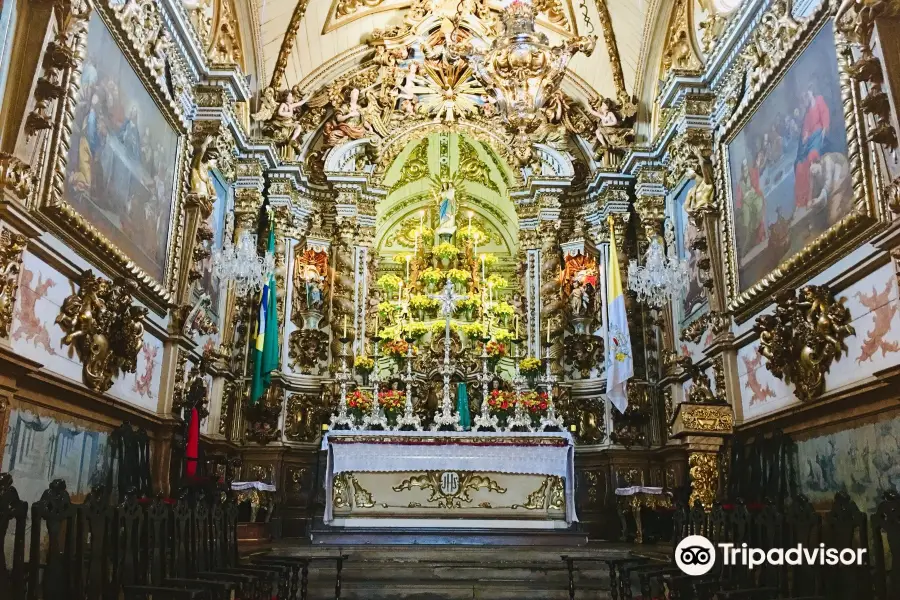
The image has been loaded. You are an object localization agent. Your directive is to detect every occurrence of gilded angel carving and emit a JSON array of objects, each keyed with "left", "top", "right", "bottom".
[
  {"left": 755, "top": 286, "right": 855, "bottom": 403},
  {"left": 0, "top": 233, "right": 27, "bottom": 338},
  {"left": 252, "top": 87, "right": 312, "bottom": 150},
  {"left": 56, "top": 271, "right": 148, "bottom": 392},
  {"left": 684, "top": 147, "right": 716, "bottom": 217}
]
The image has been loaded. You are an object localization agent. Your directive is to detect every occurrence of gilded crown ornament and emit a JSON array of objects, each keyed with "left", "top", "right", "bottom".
[
  {"left": 755, "top": 285, "right": 855, "bottom": 403},
  {"left": 56, "top": 271, "right": 148, "bottom": 393}
]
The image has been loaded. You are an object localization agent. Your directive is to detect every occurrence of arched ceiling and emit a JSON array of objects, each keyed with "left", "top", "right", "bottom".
[{"left": 255, "top": 0, "right": 650, "bottom": 101}]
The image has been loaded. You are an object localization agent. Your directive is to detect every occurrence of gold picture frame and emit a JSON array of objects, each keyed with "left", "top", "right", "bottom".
[
  {"left": 28, "top": 0, "right": 191, "bottom": 314},
  {"left": 717, "top": 7, "right": 885, "bottom": 323}
]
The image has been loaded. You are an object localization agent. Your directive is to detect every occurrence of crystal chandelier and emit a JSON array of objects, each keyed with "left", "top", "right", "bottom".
[
  {"left": 213, "top": 213, "right": 275, "bottom": 297},
  {"left": 467, "top": 0, "right": 595, "bottom": 131},
  {"left": 627, "top": 218, "right": 690, "bottom": 308}
]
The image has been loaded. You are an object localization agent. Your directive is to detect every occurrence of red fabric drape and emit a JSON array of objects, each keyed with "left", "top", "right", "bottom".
[{"left": 186, "top": 407, "right": 200, "bottom": 477}]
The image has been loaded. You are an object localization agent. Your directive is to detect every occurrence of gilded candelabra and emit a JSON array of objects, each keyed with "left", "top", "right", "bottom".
[{"left": 329, "top": 336, "right": 356, "bottom": 430}]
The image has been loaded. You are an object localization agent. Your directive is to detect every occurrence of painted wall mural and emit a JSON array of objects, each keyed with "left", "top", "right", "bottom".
[
  {"left": 797, "top": 416, "right": 900, "bottom": 512},
  {"left": 727, "top": 25, "right": 851, "bottom": 292},
  {"left": 64, "top": 14, "right": 179, "bottom": 282}
]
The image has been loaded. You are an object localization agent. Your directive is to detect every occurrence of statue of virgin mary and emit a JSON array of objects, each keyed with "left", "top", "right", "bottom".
[{"left": 435, "top": 181, "right": 457, "bottom": 243}]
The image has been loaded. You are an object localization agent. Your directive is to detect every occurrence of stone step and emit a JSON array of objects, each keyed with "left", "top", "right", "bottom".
[
  {"left": 309, "top": 526, "right": 589, "bottom": 547},
  {"left": 302, "top": 580, "right": 611, "bottom": 600}
]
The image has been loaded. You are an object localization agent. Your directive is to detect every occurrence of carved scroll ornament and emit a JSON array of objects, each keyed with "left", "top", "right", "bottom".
[
  {"left": 0, "top": 233, "right": 27, "bottom": 338},
  {"left": 56, "top": 271, "right": 148, "bottom": 392},
  {"left": 755, "top": 285, "right": 854, "bottom": 403}
]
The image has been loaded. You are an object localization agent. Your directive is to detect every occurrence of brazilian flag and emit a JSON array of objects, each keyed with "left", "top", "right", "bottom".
[{"left": 250, "top": 221, "right": 279, "bottom": 404}]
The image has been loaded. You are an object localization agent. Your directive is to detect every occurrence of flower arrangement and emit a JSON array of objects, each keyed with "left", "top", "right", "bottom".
[
  {"left": 462, "top": 322, "right": 486, "bottom": 339},
  {"left": 479, "top": 253, "right": 498, "bottom": 267},
  {"left": 354, "top": 356, "right": 375, "bottom": 373},
  {"left": 519, "top": 357, "right": 541, "bottom": 375},
  {"left": 491, "top": 301, "right": 514, "bottom": 318},
  {"left": 378, "top": 389, "right": 406, "bottom": 420},
  {"left": 460, "top": 224, "right": 486, "bottom": 245},
  {"left": 455, "top": 296, "right": 481, "bottom": 319},
  {"left": 378, "top": 301, "right": 400, "bottom": 318},
  {"left": 346, "top": 389, "right": 373, "bottom": 420},
  {"left": 434, "top": 242, "right": 459, "bottom": 260},
  {"left": 487, "top": 274, "right": 508, "bottom": 289},
  {"left": 487, "top": 390, "right": 516, "bottom": 423},
  {"left": 485, "top": 340, "right": 506, "bottom": 357},
  {"left": 492, "top": 328, "right": 513, "bottom": 343},
  {"left": 420, "top": 267, "right": 444, "bottom": 286},
  {"left": 383, "top": 338, "right": 412, "bottom": 359},
  {"left": 446, "top": 268, "right": 470, "bottom": 285},
  {"left": 520, "top": 391, "right": 549, "bottom": 424},
  {"left": 392, "top": 253, "right": 413, "bottom": 265},
  {"left": 402, "top": 321, "right": 429, "bottom": 339},
  {"left": 410, "top": 294, "right": 439, "bottom": 312},
  {"left": 377, "top": 273, "right": 403, "bottom": 293},
  {"left": 378, "top": 325, "right": 401, "bottom": 341}
]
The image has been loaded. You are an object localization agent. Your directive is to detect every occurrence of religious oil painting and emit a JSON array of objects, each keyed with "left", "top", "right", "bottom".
[
  {"left": 727, "top": 24, "right": 851, "bottom": 292},
  {"left": 63, "top": 14, "right": 178, "bottom": 282},
  {"left": 673, "top": 179, "right": 707, "bottom": 324},
  {"left": 200, "top": 172, "right": 229, "bottom": 314}
]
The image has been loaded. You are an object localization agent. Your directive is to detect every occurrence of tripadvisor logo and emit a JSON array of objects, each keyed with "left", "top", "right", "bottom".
[{"left": 675, "top": 535, "right": 867, "bottom": 576}]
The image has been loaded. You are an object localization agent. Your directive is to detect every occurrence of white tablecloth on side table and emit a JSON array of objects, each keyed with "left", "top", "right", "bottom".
[{"left": 322, "top": 430, "right": 577, "bottom": 523}]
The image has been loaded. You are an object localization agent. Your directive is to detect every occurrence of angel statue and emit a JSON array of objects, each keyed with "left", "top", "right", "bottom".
[
  {"left": 252, "top": 87, "right": 309, "bottom": 149},
  {"left": 584, "top": 97, "right": 620, "bottom": 150},
  {"left": 435, "top": 181, "right": 458, "bottom": 242},
  {"left": 684, "top": 146, "right": 716, "bottom": 217},
  {"left": 324, "top": 87, "right": 368, "bottom": 147},
  {"left": 393, "top": 62, "right": 421, "bottom": 115}
]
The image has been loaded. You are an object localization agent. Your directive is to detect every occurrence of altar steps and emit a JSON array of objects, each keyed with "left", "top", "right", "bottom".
[
  {"left": 308, "top": 522, "right": 589, "bottom": 546},
  {"left": 272, "top": 544, "right": 623, "bottom": 599}
]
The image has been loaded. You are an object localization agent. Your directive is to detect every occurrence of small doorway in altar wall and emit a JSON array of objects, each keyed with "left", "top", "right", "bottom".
[{"left": 440, "top": 471, "right": 460, "bottom": 495}]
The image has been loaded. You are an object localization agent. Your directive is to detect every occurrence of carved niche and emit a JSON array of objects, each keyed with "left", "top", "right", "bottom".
[
  {"left": 56, "top": 271, "right": 148, "bottom": 392},
  {"left": 755, "top": 285, "right": 854, "bottom": 402},
  {"left": 284, "top": 392, "right": 329, "bottom": 442},
  {"left": 0, "top": 232, "right": 27, "bottom": 338},
  {"left": 245, "top": 385, "right": 283, "bottom": 445}
]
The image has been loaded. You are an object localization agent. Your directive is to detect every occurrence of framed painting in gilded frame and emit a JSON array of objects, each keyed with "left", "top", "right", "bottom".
[
  {"left": 29, "top": 2, "right": 189, "bottom": 313},
  {"left": 670, "top": 177, "right": 708, "bottom": 329},
  {"left": 719, "top": 10, "right": 883, "bottom": 322}
]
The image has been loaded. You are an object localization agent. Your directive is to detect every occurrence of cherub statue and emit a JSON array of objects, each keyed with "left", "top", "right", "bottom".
[
  {"left": 324, "top": 87, "right": 368, "bottom": 146},
  {"left": 189, "top": 133, "right": 218, "bottom": 198},
  {"left": 584, "top": 97, "right": 620, "bottom": 149},
  {"left": 568, "top": 279, "right": 590, "bottom": 318}
]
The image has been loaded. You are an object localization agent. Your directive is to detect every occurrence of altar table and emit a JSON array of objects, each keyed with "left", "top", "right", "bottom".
[{"left": 322, "top": 430, "right": 577, "bottom": 529}]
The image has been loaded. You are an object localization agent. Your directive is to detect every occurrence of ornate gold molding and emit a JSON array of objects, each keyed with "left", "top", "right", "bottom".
[
  {"left": 755, "top": 285, "right": 854, "bottom": 403},
  {"left": 0, "top": 232, "right": 27, "bottom": 338},
  {"left": 688, "top": 452, "right": 717, "bottom": 509},
  {"left": 287, "top": 329, "right": 329, "bottom": 374},
  {"left": 677, "top": 403, "right": 734, "bottom": 433},
  {"left": 55, "top": 271, "right": 148, "bottom": 392},
  {"left": 0, "top": 154, "right": 32, "bottom": 200},
  {"left": 285, "top": 392, "right": 329, "bottom": 442},
  {"left": 392, "top": 471, "right": 507, "bottom": 509},
  {"left": 270, "top": 0, "right": 313, "bottom": 88}
]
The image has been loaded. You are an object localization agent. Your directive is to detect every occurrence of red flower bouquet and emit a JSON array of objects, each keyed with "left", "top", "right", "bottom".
[
  {"left": 345, "top": 389, "right": 373, "bottom": 421},
  {"left": 378, "top": 389, "right": 406, "bottom": 425}
]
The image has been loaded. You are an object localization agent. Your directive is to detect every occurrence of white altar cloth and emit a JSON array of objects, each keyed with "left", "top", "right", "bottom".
[{"left": 322, "top": 430, "right": 577, "bottom": 524}]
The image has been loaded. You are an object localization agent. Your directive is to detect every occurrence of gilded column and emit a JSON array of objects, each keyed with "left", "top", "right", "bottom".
[
  {"left": 330, "top": 191, "right": 358, "bottom": 364},
  {"left": 538, "top": 193, "right": 564, "bottom": 371}
]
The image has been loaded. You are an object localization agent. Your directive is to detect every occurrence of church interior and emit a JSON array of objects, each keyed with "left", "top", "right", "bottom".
[{"left": 3, "top": 0, "right": 900, "bottom": 597}]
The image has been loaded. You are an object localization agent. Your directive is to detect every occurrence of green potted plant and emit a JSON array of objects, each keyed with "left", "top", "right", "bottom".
[
  {"left": 491, "top": 301, "right": 514, "bottom": 326},
  {"left": 486, "top": 274, "right": 508, "bottom": 290},
  {"left": 434, "top": 242, "right": 459, "bottom": 268},
  {"left": 420, "top": 267, "right": 444, "bottom": 292},
  {"left": 462, "top": 322, "right": 486, "bottom": 344},
  {"left": 402, "top": 320, "right": 429, "bottom": 339}
]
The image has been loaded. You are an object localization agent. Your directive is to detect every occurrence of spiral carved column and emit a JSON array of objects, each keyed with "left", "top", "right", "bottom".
[{"left": 330, "top": 217, "right": 357, "bottom": 363}]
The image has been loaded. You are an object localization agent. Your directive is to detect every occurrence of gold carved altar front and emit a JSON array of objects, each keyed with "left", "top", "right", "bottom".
[{"left": 331, "top": 471, "right": 566, "bottom": 522}]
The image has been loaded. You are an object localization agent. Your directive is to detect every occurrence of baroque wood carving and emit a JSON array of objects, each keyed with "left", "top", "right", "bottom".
[
  {"left": 55, "top": 270, "right": 148, "bottom": 392},
  {"left": 0, "top": 232, "right": 27, "bottom": 338},
  {"left": 755, "top": 286, "right": 854, "bottom": 402}
]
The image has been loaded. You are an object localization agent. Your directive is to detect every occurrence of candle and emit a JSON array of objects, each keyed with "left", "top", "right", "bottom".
[
  {"left": 515, "top": 315, "right": 519, "bottom": 339},
  {"left": 405, "top": 255, "right": 410, "bottom": 282},
  {"left": 398, "top": 281, "right": 403, "bottom": 302},
  {"left": 375, "top": 313, "right": 379, "bottom": 336},
  {"left": 343, "top": 315, "right": 347, "bottom": 338},
  {"left": 468, "top": 212, "right": 473, "bottom": 252},
  {"left": 481, "top": 254, "right": 486, "bottom": 283},
  {"left": 547, "top": 319, "right": 551, "bottom": 344}
]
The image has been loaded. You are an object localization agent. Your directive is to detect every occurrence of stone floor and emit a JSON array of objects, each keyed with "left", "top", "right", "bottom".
[{"left": 263, "top": 541, "right": 654, "bottom": 599}]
